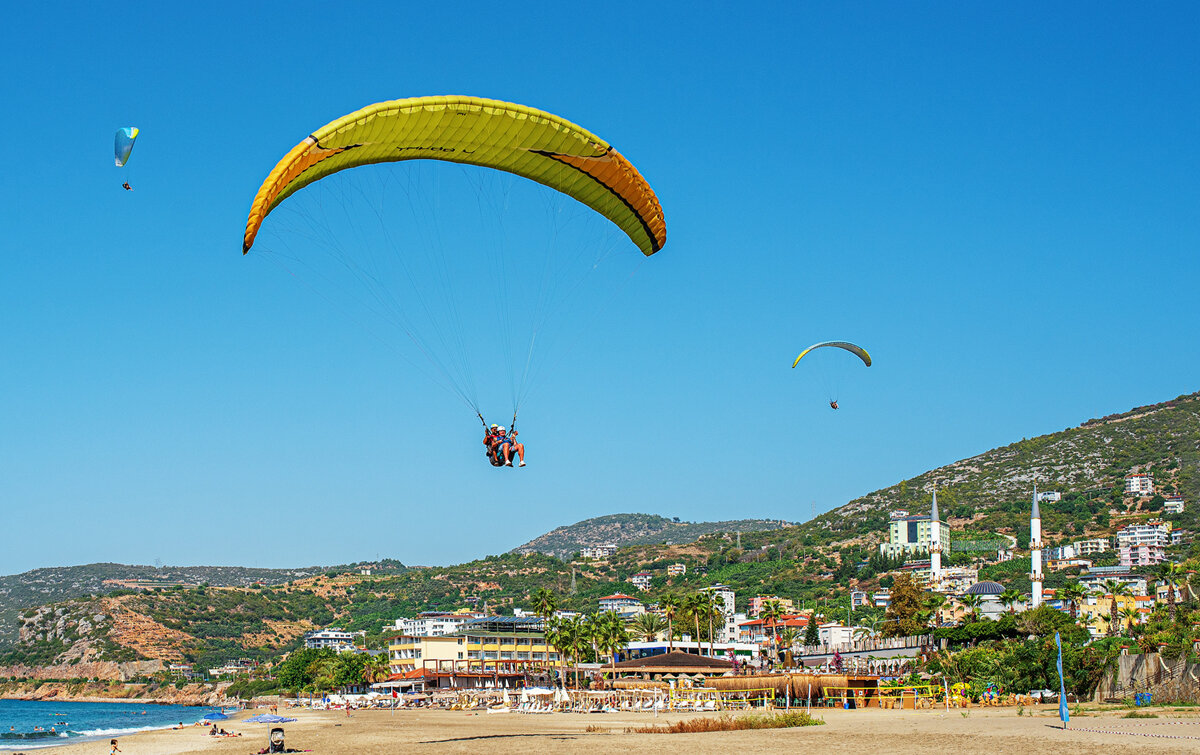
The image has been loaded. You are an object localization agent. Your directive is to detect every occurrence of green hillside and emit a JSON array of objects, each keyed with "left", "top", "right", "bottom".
[
  {"left": 511, "top": 513, "right": 793, "bottom": 559},
  {"left": 806, "top": 390, "right": 1200, "bottom": 544}
]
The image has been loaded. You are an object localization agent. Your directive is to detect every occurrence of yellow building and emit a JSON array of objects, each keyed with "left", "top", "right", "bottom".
[
  {"left": 1078, "top": 594, "right": 1152, "bottom": 636},
  {"left": 389, "top": 630, "right": 560, "bottom": 674}
]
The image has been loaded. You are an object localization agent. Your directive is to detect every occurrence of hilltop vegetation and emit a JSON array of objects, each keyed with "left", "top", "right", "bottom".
[
  {"left": 808, "top": 390, "right": 1200, "bottom": 543},
  {"left": 512, "top": 514, "right": 792, "bottom": 559}
]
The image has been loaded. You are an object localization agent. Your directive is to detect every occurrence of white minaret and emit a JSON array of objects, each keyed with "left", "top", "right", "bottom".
[
  {"left": 929, "top": 490, "right": 943, "bottom": 588},
  {"left": 1030, "top": 485, "right": 1043, "bottom": 608}
]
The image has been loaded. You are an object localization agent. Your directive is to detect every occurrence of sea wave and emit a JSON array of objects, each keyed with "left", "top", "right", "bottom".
[{"left": 75, "top": 724, "right": 172, "bottom": 737}]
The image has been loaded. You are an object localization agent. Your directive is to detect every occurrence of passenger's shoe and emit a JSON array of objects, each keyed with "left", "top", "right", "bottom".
[
  {"left": 519, "top": 460, "right": 526, "bottom": 467},
  {"left": 505, "top": 460, "right": 513, "bottom": 466}
]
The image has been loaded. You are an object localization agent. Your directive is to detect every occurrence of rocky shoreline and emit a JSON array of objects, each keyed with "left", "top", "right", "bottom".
[{"left": 0, "top": 679, "right": 230, "bottom": 706}]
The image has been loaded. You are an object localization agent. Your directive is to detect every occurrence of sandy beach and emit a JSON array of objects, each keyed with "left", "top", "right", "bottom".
[{"left": 27, "top": 705, "right": 1200, "bottom": 755}]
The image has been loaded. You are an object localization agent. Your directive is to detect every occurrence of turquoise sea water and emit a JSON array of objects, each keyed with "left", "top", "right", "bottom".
[{"left": 0, "top": 699, "right": 219, "bottom": 750}]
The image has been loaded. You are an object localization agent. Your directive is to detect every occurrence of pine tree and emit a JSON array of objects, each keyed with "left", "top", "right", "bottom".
[{"left": 804, "top": 615, "right": 820, "bottom": 647}]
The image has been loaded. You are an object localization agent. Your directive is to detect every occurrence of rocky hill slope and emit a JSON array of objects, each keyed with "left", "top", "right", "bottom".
[{"left": 511, "top": 514, "right": 792, "bottom": 559}]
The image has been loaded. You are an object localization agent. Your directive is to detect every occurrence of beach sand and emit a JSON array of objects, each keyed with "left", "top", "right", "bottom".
[{"left": 30, "top": 705, "right": 1200, "bottom": 754}]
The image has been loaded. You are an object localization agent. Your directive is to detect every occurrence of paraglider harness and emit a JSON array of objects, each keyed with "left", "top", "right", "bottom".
[{"left": 480, "top": 413, "right": 517, "bottom": 468}]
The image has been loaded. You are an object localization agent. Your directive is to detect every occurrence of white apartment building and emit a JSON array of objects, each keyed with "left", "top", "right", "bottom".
[
  {"left": 1117, "top": 521, "right": 1171, "bottom": 549},
  {"left": 598, "top": 593, "right": 644, "bottom": 616},
  {"left": 630, "top": 572, "right": 653, "bottom": 592},
  {"left": 667, "top": 563, "right": 687, "bottom": 577},
  {"left": 702, "top": 584, "right": 738, "bottom": 643},
  {"left": 385, "top": 613, "right": 472, "bottom": 637},
  {"left": 1165, "top": 496, "right": 1185, "bottom": 514},
  {"left": 1073, "top": 537, "right": 1112, "bottom": 555},
  {"left": 304, "top": 627, "right": 356, "bottom": 651},
  {"left": 1125, "top": 474, "right": 1155, "bottom": 496},
  {"left": 581, "top": 543, "right": 618, "bottom": 559},
  {"left": 1037, "top": 491, "right": 1062, "bottom": 503}
]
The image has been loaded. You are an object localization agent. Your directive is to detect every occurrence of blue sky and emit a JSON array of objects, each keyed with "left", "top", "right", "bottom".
[{"left": 1, "top": 3, "right": 1197, "bottom": 574}]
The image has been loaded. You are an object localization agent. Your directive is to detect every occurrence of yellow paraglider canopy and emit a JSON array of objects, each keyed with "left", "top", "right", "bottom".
[
  {"left": 792, "top": 341, "right": 872, "bottom": 369},
  {"left": 243, "top": 96, "right": 666, "bottom": 256}
]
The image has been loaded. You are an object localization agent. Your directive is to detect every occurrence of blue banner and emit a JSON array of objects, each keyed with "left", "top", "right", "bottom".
[{"left": 1055, "top": 632, "right": 1069, "bottom": 725}]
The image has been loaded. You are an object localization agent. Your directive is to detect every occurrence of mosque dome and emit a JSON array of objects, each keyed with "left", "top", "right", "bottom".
[{"left": 965, "top": 581, "right": 1004, "bottom": 596}]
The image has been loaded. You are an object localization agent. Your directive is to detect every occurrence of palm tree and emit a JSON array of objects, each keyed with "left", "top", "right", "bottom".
[
  {"left": 1159, "top": 562, "right": 1185, "bottom": 622},
  {"left": 699, "top": 591, "right": 724, "bottom": 657},
  {"left": 661, "top": 595, "right": 680, "bottom": 653},
  {"left": 361, "top": 653, "right": 391, "bottom": 687},
  {"left": 1102, "top": 579, "right": 1130, "bottom": 637},
  {"left": 595, "top": 612, "right": 631, "bottom": 677},
  {"left": 1119, "top": 606, "right": 1139, "bottom": 637},
  {"left": 631, "top": 612, "right": 665, "bottom": 642},
  {"left": 999, "top": 589, "right": 1022, "bottom": 615},
  {"left": 959, "top": 595, "right": 983, "bottom": 623},
  {"left": 1057, "top": 582, "right": 1087, "bottom": 621},
  {"left": 760, "top": 599, "right": 785, "bottom": 662},
  {"left": 563, "top": 614, "right": 589, "bottom": 688},
  {"left": 923, "top": 594, "right": 947, "bottom": 627},
  {"left": 687, "top": 593, "right": 706, "bottom": 649},
  {"left": 533, "top": 588, "right": 558, "bottom": 627},
  {"left": 777, "top": 628, "right": 799, "bottom": 662},
  {"left": 547, "top": 614, "right": 586, "bottom": 688}
]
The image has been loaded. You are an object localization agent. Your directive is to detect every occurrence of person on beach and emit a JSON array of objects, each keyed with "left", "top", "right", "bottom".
[{"left": 111, "top": 739, "right": 121, "bottom": 754}]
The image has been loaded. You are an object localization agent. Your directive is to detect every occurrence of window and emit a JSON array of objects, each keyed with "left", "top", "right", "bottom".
[
  {"left": 532, "top": 652, "right": 545, "bottom": 660},
  {"left": 517, "top": 652, "right": 530, "bottom": 660},
  {"left": 457, "top": 652, "right": 463, "bottom": 660},
  {"left": 500, "top": 652, "right": 514, "bottom": 660}
]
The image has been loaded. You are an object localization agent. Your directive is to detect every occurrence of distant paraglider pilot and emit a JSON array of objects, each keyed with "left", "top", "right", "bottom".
[
  {"left": 122, "top": 182, "right": 132, "bottom": 191},
  {"left": 829, "top": 400, "right": 839, "bottom": 410}
]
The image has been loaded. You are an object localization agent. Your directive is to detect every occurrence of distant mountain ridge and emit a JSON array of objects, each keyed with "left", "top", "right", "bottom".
[
  {"left": 0, "top": 560, "right": 404, "bottom": 646},
  {"left": 511, "top": 513, "right": 793, "bottom": 559}
]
